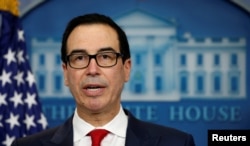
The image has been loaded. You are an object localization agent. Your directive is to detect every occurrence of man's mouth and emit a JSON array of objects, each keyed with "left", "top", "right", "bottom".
[
  {"left": 83, "top": 84, "right": 105, "bottom": 96},
  {"left": 84, "top": 84, "right": 103, "bottom": 89},
  {"left": 85, "top": 85, "right": 103, "bottom": 90}
]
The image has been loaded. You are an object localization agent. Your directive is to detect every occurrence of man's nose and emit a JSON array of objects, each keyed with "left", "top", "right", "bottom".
[{"left": 86, "top": 58, "right": 99, "bottom": 75}]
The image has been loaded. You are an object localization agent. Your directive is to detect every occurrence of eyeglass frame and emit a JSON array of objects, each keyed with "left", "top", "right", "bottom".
[{"left": 66, "top": 51, "right": 123, "bottom": 69}]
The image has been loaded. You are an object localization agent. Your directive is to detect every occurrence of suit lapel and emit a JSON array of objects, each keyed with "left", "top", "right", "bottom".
[
  {"left": 124, "top": 109, "right": 160, "bottom": 146},
  {"left": 43, "top": 116, "right": 74, "bottom": 146}
]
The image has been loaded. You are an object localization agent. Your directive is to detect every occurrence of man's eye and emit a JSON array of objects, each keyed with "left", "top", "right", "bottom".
[
  {"left": 72, "top": 55, "right": 87, "bottom": 61},
  {"left": 76, "top": 56, "right": 84, "bottom": 60},
  {"left": 99, "top": 53, "right": 116, "bottom": 60},
  {"left": 101, "top": 54, "right": 111, "bottom": 59}
]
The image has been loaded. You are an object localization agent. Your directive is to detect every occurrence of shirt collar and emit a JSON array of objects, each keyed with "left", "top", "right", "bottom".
[
  {"left": 73, "top": 105, "right": 128, "bottom": 142},
  {"left": 102, "top": 106, "right": 128, "bottom": 137},
  {"left": 73, "top": 109, "right": 94, "bottom": 142}
]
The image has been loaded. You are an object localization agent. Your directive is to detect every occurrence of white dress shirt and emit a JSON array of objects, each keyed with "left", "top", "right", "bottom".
[{"left": 73, "top": 106, "right": 128, "bottom": 146}]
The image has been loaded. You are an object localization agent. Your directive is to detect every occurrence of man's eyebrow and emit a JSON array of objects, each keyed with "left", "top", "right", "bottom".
[
  {"left": 98, "top": 47, "right": 116, "bottom": 52},
  {"left": 69, "top": 47, "right": 116, "bottom": 55},
  {"left": 69, "top": 49, "right": 87, "bottom": 54}
]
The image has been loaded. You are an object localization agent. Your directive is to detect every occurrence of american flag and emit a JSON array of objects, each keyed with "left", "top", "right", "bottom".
[{"left": 0, "top": 3, "right": 48, "bottom": 146}]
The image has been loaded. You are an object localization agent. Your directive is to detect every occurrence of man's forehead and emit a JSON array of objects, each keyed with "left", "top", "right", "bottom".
[{"left": 66, "top": 24, "right": 120, "bottom": 54}]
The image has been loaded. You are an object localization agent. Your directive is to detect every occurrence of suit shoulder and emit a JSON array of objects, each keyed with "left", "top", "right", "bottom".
[
  {"left": 137, "top": 119, "right": 189, "bottom": 136},
  {"left": 11, "top": 126, "right": 59, "bottom": 145},
  {"left": 12, "top": 116, "right": 74, "bottom": 146},
  {"left": 131, "top": 119, "right": 195, "bottom": 146},
  {"left": 126, "top": 109, "right": 190, "bottom": 137}
]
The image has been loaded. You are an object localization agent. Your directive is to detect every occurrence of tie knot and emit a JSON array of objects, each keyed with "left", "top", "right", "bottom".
[{"left": 88, "top": 129, "right": 109, "bottom": 146}]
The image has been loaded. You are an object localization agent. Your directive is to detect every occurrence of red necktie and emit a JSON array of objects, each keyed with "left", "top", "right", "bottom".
[{"left": 88, "top": 129, "right": 109, "bottom": 146}]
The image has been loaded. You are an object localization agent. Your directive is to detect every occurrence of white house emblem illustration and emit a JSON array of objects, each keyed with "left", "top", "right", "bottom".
[{"left": 31, "top": 10, "right": 246, "bottom": 101}]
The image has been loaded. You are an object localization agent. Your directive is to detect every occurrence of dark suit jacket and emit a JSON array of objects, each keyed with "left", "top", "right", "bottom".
[{"left": 11, "top": 109, "right": 195, "bottom": 146}]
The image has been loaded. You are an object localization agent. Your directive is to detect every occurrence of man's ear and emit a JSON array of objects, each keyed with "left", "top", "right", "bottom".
[
  {"left": 62, "top": 63, "right": 69, "bottom": 86},
  {"left": 124, "top": 59, "right": 131, "bottom": 82}
]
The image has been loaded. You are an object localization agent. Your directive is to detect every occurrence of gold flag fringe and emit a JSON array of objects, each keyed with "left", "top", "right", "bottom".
[{"left": 0, "top": 0, "right": 19, "bottom": 16}]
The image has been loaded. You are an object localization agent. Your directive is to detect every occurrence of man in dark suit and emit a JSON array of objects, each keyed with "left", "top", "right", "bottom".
[{"left": 12, "top": 13, "right": 195, "bottom": 146}]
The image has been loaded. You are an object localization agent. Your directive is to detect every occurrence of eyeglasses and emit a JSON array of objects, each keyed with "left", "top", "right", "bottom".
[{"left": 66, "top": 52, "right": 123, "bottom": 69}]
